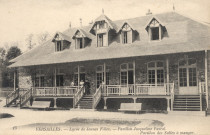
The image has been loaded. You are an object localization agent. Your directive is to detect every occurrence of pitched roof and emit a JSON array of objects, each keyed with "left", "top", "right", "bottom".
[
  {"left": 72, "top": 29, "right": 91, "bottom": 39},
  {"left": 89, "top": 14, "right": 118, "bottom": 33},
  {"left": 9, "top": 12, "right": 210, "bottom": 68},
  {"left": 52, "top": 32, "right": 72, "bottom": 42}
]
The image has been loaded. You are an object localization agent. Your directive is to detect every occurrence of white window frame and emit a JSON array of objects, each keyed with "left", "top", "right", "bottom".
[
  {"left": 178, "top": 57, "right": 197, "bottom": 88},
  {"left": 147, "top": 61, "right": 164, "bottom": 85}
]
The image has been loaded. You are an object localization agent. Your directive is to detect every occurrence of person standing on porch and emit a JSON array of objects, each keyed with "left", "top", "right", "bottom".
[{"left": 84, "top": 80, "right": 90, "bottom": 95}]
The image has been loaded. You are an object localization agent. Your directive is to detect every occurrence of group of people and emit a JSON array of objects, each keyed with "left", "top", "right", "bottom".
[{"left": 71, "top": 80, "right": 90, "bottom": 95}]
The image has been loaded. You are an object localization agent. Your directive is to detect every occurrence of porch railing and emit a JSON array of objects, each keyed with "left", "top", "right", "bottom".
[
  {"left": 102, "top": 83, "right": 174, "bottom": 96},
  {"left": 20, "top": 88, "right": 32, "bottom": 108},
  {"left": 73, "top": 86, "right": 85, "bottom": 108},
  {"left": 199, "top": 82, "right": 206, "bottom": 94},
  {"left": 6, "top": 88, "right": 19, "bottom": 107},
  {"left": 93, "top": 85, "right": 102, "bottom": 109},
  {"left": 33, "top": 86, "right": 78, "bottom": 96}
]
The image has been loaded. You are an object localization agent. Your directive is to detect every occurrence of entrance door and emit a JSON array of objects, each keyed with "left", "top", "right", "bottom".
[
  {"left": 56, "top": 75, "right": 64, "bottom": 86},
  {"left": 179, "top": 58, "right": 198, "bottom": 95},
  {"left": 120, "top": 63, "right": 134, "bottom": 94}
]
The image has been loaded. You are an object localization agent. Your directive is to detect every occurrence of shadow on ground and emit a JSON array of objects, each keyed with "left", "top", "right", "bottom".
[
  {"left": 17, "top": 118, "right": 164, "bottom": 129},
  {"left": 0, "top": 113, "right": 14, "bottom": 119}
]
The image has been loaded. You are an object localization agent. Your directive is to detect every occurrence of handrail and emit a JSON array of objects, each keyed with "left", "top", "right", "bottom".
[
  {"left": 103, "top": 83, "right": 174, "bottom": 96},
  {"left": 199, "top": 82, "right": 206, "bottom": 94},
  {"left": 170, "top": 83, "right": 175, "bottom": 111},
  {"left": 92, "top": 85, "right": 102, "bottom": 109},
  {"left": 33, "top": 86, "right": 78, "bottom": 96},
  {"left": 73, "top": 86, "right": 85, "bottom": 108},
  {"left": 6, "top": 88, "right": 19, "bottom": 107},
  {"left": 19, "top": 88, "right": 32, "bottom": 108}
]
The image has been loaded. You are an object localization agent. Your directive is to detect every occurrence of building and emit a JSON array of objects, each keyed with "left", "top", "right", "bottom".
[{"left": 6, "top": 11, "right": 210, "bottom": 114}]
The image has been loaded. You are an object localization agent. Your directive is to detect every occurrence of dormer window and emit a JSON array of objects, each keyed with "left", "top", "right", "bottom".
[
  {"left": 146, "top": 17, "right": 166, "bottom": 41},
  {"left": 89, "top": 14, "right": 117, "bottom": 47},
  {"left": 119, "top": 22, "right": 137, "bottom": 44},
  {"left": 72, "top": 29, "right": 91, "bottom": 49},
  {"left": 151, "top": 27, "right": 159, "bottom": 40},
  {"left": 52, "top": 32, "right": 71, "bottom": 52},
  {"left": 76, "top": 38, "right": 83, "bottom": 49},
  {"left": 97, "top": 34, "right": 104, "bottom": 47},
  {"left": 56, "top": 41, "right": 63, "bottom": 52},
  {"left": 122, "top": 31, "right": 128, "bottom": 44}
]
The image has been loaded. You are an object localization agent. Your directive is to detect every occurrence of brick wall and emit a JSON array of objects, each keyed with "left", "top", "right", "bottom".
[{"left": 18, "top": 67, "right": 33, "bottom": 88}]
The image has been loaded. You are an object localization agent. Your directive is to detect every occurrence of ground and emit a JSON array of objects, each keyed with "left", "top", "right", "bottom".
[{"left": 0, "top": 97, "right": 210, "bottom": 135}]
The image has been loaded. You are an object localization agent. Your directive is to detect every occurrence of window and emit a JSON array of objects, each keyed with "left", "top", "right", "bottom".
[
  {"left": 97, "top": 34, "right": 104, "bottom": 47},
  {"left": 76, "top": 38, "right": 84, "bottom": 49},
  {"left": 120, "top": 63, "right": 134, "bottom": 85},
  {"left": 151, "top": 27, "right": 159, "bottom": 40},
  {"left": 74, "top": 66, "right": 85, "bottom": 86},
  {"left": 56, "top": 41, "right": 62, "bottom": 51},
  {"left": 179, "top": 58, "right": 197, "bottom": 87},
  {"left": 96, "top": 65, "right": 110, "bottom": 88},
  {"left": 122, "top": 31, "right": 128, "bottom": 44},
  {"left": 147, "top": 61, "right": 164, "bottom": 85},
  {"left": 147, "top": 18, "right": 163, "bottom": 41},
  {"left": 35, "top": 69, "right": 45, "bottom": 87},
  {"left": 56, "top": 75, "right": 64, "bottom": 86}
]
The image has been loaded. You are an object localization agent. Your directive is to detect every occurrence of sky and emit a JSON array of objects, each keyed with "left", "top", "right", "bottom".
[{"left": 0, "top": 0, "right": 209, "bottom": 52}]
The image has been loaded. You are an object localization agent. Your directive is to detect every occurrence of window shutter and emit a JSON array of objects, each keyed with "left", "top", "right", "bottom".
[
  {"left": 127, "top": 30, "right": 132, "bottom": 44},
  {"left": 103, "top": 33, "right": 108, "bottom": 46}
]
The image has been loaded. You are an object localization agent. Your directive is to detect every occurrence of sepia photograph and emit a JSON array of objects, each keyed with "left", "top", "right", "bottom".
[{"left": 0, "top": 0, "right": 210, "bottom": 135}]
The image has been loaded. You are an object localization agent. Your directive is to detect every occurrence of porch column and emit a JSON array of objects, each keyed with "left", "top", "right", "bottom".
[
  {"left": 104, "top": 62, "right": 106, "bottom": 85},
  {"left": 166, "top": 57, "right": 169, "bottom": 95},
  {"left": 104, "top": 98, "right": 107, "bottom": 109},
  {"left": 133, "top": 97, "right": 137, "bottom": 103},
  {"left": 78, "top": 65, "right": 80, "bottom": 88},
  {"left": 54, "top": 98, "right": 57, "bottom": 108},
  {"left": 54, "top": 68, "right": 57, "bottom": 87},
  {"left": 133, "top": 60, "right": 136, "bottom": 95},
  {"left": 205, "top": 50, "right": 209, "bottom": 108},
  {"left": 14, "top": 70, "right": 16, "bottom": 91},
  {"left": 166, "top": 98, "right": 170, "bottom": 111}
]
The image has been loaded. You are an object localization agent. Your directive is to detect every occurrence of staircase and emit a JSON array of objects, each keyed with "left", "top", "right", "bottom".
[
  {"left": 6, "top": 88, "right": 32, "bottom": 108},
  {"left": 173, "top": 95, "right": 201, "bottom": 111},
  {"left": 6, "top": 89, "right": 19, "bottom": 107},
  {"left": 75, "top": 95, "right": 93, "bottom": 109}
]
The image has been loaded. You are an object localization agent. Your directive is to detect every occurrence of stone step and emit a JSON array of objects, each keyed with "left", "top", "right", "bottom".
[{"left": 168, "top": 111, "right": 205, "bottom": 116}]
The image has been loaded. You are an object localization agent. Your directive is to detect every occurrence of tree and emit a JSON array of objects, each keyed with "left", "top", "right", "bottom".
[
  {"left": 37, "top": 32, "right": 50, "bottom": 45},
  {"left": 26, "top": 34, "right": 36, "bottom": 50},
  {"left": 6, "top": 46, "right": 22, "bottom": 62},
  {"left": 0, "top": 47, "right": 6, "bottom": 61}
]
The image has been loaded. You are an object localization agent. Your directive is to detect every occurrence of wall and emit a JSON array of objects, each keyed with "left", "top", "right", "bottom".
[
  {"left": 17, "top": 51, "right": 205, "bottom": 95},
  {"left": 18, "top": 67, "right": 33, "bottom": 88}
]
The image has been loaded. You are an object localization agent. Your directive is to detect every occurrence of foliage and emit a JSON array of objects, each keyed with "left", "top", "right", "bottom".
[{"left": 6, "top": 46, "right": 22, "bottom": 62}]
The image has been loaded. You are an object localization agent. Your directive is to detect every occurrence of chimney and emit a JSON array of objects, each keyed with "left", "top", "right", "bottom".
[
  {"left": 80, "top": 18, "right": 82, "bottom": 27},
  {"left": 69, "top": 22, "right": 71, "bottom": 28},
  {"left": 146, "top": 9, "right": 152, "bottom": 16}
]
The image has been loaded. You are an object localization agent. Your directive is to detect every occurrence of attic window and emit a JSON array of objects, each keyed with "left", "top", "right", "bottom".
[
  {"left": 147, "top": 18, "right": 163, "bottom": 41},
  {"left": 55, "top": 41, "right": 63, "bottom": 52},
  {"left": 76, "top": 38, "right": 84, "bottom": 49},
  {"left": 120, "top": 23, "right": 134, "bottom": 44},
  {"left": 151, "top": 27, "right": 159, "bottom": 40},
  {"left": 97, "top": 34, "right": 103, "bottom": 47},
  {"left": 122, "top": 31, "right": 128, "bottom": 44}
]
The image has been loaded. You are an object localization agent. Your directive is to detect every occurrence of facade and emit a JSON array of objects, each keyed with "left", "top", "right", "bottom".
[{"left": 6, "top": 11, "right": 210, "bottom": 114}]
